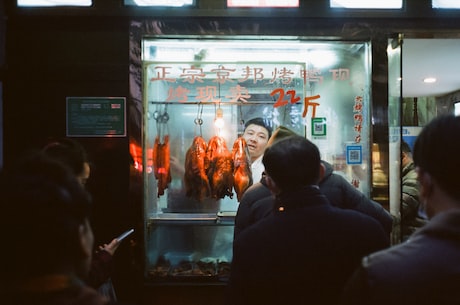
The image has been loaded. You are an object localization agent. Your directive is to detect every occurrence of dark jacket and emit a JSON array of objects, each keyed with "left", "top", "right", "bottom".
[
  {"left": 401, "top": 161, "right": 427, "bottom": 239},
  {"left": 320, "top": 161, "right": 393, "bottom": 234},
  {"left": 234, "top": 161, "right": 393, "bottom": 239},
  {"left": 87, "top": 250, "right": 114, "bottom": 289},
  {"left": 227, "top": 186, "right": 390, "bottom": 305},
  {"left": 234, "top": 178, "right": 271, "bottom": 238},
  {"left": 341, "top": 210, "right": 460, "bottom": 305}
]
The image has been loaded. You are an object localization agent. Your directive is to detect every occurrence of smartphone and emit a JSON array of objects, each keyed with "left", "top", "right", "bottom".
[{"left": 116, "top": 228, "right": 134, "bottom": 242}]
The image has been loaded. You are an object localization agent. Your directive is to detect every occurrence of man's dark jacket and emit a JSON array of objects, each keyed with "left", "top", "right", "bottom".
[
  {"left": 228, "top": 186, "right": 390, "bottom": 305},
  {"left": 234, "top": 161, "right": 393, "bottom": 239}
]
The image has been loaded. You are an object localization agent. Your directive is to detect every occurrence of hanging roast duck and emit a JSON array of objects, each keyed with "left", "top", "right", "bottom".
[
  {"left": 232, "top": 137, "right": 253, "bottom": 201},
  {"left": 184, "top": 136, "right": 211, "bottom": 201},
  {"left": 152, "top": 134, "right": 172, "bottom": 197},
  {"left": 206, "top": 135, "right": 234, "bottom": 199}
]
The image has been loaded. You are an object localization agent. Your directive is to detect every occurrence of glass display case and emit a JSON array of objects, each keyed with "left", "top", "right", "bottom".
[{"left": 140, "top": 36, "right": 372, "bottom": 283}]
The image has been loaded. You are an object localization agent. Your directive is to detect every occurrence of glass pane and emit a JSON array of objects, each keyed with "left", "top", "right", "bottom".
[
  {"left": 227, "top": 0, "right": 299, "bottom": 8},
  {"left": 17, "top": 0, "right": 91, "bottom": 6},
  {"left": 124, "top": 0, "right": 194, "bottom": 6},
  {"left": 141, "top": 36, "right": 372, "bottom": 280},
  {"left": 142, "top": 37, "right": 372, "bottom": 212},
  {"left": 387, "top": 37, "right": 402, "bottom": 243},
  {"left": 432, "top": 0, "right": 460, "bottom": 8},
  {"left": 331, "top": 0, "right": 402, "bottom": 9}
]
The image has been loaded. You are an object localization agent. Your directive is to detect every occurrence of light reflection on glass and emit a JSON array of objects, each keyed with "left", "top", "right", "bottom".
[{"left": 18, "top": 0, "right": 91, "bottom": 6}]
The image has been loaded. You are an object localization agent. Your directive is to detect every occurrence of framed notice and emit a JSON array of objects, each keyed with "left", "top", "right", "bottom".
[{"left": 66, "top": 97, "right": 126, "bottom": 137}]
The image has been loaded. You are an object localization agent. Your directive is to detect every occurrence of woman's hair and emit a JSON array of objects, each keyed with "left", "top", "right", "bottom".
[
  {"left": 42, "top": 138, "right": 89, "bottom": 176},
  {"left": 0, "top": 152, "right": 92, "bottom": 280}
]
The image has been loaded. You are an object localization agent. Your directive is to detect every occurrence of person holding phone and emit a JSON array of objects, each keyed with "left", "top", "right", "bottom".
[
  {"left": 41, "top": 138, "right": 125, "bottom": 301},
  {"left": 0, "top": 152, "right": 131, "bottom": 305}
]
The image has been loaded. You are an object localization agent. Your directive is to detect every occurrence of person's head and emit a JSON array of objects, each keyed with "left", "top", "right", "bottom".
[
  {"left": 401, "top": 140, "right": 413, "bottom": 167},
  {"left": 242, "top": 117, "right": 272, "bottom": 162},
  {"left": 262, "top": 135, "right": 321, "bottom": 194},
  {"left": 42, "top": 138, "right": 91, "bottom": 187},
  {"left": 266, "top": 126, "right": 297, "bottom": 147},
  {"left": 0, "top": 152, "right": 94, "bottom": 284},
  {"left": 413, "top": 115, "right": 460, "bottom": 217}
]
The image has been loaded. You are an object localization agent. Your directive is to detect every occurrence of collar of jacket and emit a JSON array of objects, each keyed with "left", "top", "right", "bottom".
[
  {"left": 274, "top": 185, "right": 326, "bottom": 212},
  {"left": 402, "top": 161, "right": 416, "bottom": 177},
  {"left": 410, "top": 209, "right": 460, "bottom": 241}
]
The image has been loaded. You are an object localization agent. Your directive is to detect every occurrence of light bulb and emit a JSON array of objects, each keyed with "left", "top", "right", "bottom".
[{"left": 214, "top": 108, "right": 224, "bottom": 128}]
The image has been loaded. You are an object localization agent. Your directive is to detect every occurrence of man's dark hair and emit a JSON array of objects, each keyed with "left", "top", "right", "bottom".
[
  {"left": 0, "top": 152, "right": 92, "bottom": 281},
  {"left": 263, "top": 135, "right": 321, "bottom": 191},
  {"left": 401, "top": 140, "right": 412, "bottom": 154},
  {"left": 42, "top": 138, "right": 89, "bottom": 177},
  {"left": 244, "top": 117, "right": 272, "bottom": 138},
  {"left": 413, "top": 115, "right": 460, "bottom": 201}
]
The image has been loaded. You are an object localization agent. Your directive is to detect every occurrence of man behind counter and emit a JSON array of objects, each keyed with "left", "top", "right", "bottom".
[{"left": 241, "top": 117, "right": 272, "bottom": 183}]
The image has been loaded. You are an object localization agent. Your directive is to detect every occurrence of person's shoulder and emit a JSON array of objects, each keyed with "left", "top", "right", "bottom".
[
  {"left": 239, "top": 182, "right": 271, "bottom": 204},
  {"left": 332, "top": 206, "right": 388, "bottom": 233}
]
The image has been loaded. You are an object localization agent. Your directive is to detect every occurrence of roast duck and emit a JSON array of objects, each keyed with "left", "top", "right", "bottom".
[
  {"left": 184, "top": 136, "right": 211, "bottom": 201},
  {"left": 152, "top": 135, "right": 172, "bottom": 197},
  {"left": 206, "top": 136, "right": 234, "bottom": 199},
  {"left": 232, "top": 137, "right": 253, "bottom": 201},
  {"left": 184, "top": 135, "right": 253, "bottom": 202}
]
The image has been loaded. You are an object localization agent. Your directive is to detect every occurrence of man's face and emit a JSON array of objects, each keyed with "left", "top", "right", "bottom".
[{"left": 242, "top": 124, "right": 270, "bottom": 162}]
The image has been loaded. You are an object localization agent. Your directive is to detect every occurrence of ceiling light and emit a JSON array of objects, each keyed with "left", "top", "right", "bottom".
[{"left": 423, "top": 77, "right": 437, "bottom": 83}]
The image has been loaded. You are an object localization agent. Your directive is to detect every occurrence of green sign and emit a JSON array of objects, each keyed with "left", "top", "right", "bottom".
[
  {"left": 311, "top": 117, "right": 327, "bottom": 137},
  {"left": 66, "top": 97, "right": 126, "bottom": 137}
]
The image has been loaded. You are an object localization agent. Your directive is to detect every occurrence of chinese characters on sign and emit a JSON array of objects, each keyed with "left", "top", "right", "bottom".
[
  {"left": 353, "top": 95, "right": 364, "bottom": 143},
  {"left": 148, "top": 64, "right": 351, "bottom": 119}
]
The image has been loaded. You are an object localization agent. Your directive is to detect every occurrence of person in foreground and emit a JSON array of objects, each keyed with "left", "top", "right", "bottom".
[
  {"left": 234, "top": 126, "right": 393, "bottom": 239},
  {"left": 340, "top": 115, "right": 460, "bottom": 305},
  {"left": 42, "top": 138, "right": 121, "bottom": 296},
  {"left": 226, "top": 135, "right": 390, "bottom": 305},
  {"left": 0, "top": 152, "right": 125, "bottom": 305}
]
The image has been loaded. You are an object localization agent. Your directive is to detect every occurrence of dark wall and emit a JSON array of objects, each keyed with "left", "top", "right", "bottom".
[{"left": 3, "top": 14, "right": 140, "bottom": 301}]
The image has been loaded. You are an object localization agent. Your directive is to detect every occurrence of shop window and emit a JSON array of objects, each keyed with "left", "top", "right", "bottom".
[
  {"left": 17, "top": 0, "right": 91, "bottom": 6},
  {"left": 124, "top": 0, "right": 194, "bottom": 6},
  {"left": 227, "top": 0, "right": 299, "bottom": 8},
  {"left": 330, "top": 0, "right": 402, "bottom": 9},
  {"left": 432, "top": 0, "right": 460, "bottom": 9}
]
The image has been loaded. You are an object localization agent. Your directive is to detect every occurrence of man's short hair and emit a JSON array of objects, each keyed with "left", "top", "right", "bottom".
[
  {"left": 413, "top": 115, "right": 460, "bottom": 201},
  {"left": 401, "top": 140, "right": 412, "bottom": 154},
  {"left": 0, "top": 152, "right": 92, "bottom": 280},
  {"left": 262, "top": 135, "right": 321, "bottom": 191},
  {"left": 244, "top": 117, "right": 273, "bottom": 138}
]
